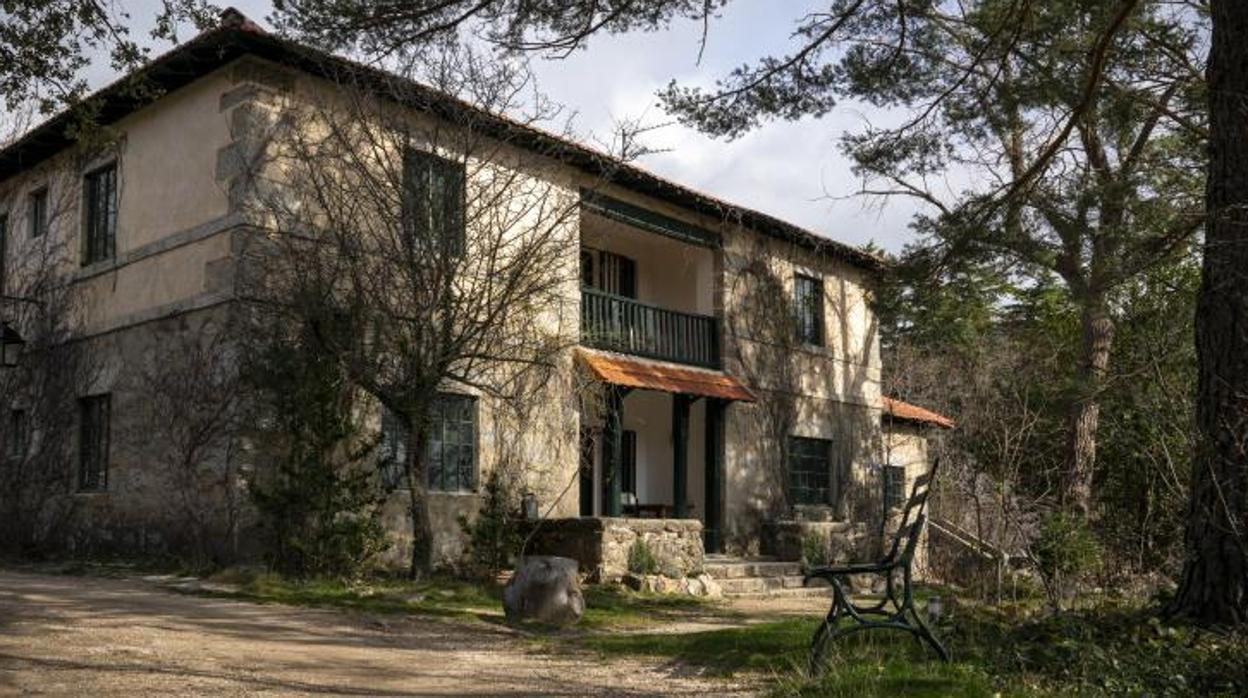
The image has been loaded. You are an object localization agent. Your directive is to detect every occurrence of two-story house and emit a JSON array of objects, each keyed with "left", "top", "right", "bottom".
[{"left": 0, "top": 10, "right": 951, "bottom": 575}]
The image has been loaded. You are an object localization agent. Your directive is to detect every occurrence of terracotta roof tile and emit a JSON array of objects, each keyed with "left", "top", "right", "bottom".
[
  {"left": 576, "top": 348, "right": 756, "bottom": 402},
  {"left": 883, "top": 397, "right": 955, "bottom": 429}
]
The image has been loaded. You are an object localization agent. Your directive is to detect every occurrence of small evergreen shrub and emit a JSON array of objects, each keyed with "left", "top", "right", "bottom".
[
  {"left": 458, "top": 468, "right": 526, "bottom": 577},
  {"left": 1034, "top": 511, "right": 1103, "bottom": 607},
  {"left": 801, "top": 532, "right": 831, "bottom": 568},
  {"left": 628, "top": 538, "right": 660, "bottom": 576}
]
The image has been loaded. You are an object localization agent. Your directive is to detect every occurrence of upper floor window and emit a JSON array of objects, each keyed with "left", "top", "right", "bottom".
[
  {"left": 78, "top": 394, "right": 111, "bottom": 491},
  {"left": 83, "top": 164, "right": 117, "bottom": 265},
  {"left": 794, "top": 273, "right": 824, "bottom": 346},
  {"left": 402, "top": 149, "right": 465, "bottom": 255},
  {"left": 28, "top": 188, "right": 48, "bottom": 238},
  {"left": 788, "top": 435, "right": 832, "bottom": 506}
]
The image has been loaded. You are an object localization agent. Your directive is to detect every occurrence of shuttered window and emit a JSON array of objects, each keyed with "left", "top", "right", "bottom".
[{"left": 28, "top": 188, "right": 48, "bottom": 238}]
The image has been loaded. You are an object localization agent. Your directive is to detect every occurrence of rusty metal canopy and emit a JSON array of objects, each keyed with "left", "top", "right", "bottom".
[
  {"left": 576, "top": 348, "right": 756, "bottom": 402},
  {"left": 882, "top": 396, "right": 955, "bottom": 429}
]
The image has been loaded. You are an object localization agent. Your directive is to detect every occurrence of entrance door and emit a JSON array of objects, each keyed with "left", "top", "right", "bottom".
[{"left": 579, "top": 426, "right": 595, "bottom": 516}]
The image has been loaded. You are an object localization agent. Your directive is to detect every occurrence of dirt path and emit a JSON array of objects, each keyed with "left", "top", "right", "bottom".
[{"left": 0, "top": 569, "right": 755, "bottom": 696}]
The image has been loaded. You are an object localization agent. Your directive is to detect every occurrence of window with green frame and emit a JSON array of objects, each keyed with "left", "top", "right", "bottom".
[
  {"left": 427, "top": 392, "right": 477, "bottom": 492},
  {"left": 794, "top": 273, "right": 824, "bottom": 346},
  {"left": 788, "top": 436, "right": 832, "bottom": 506},
  {"left": 402, "top": 148, "right": 466, "bottom": 255},
  {"left": 883, "top": 465, "right": 908, "bottom": 511}
]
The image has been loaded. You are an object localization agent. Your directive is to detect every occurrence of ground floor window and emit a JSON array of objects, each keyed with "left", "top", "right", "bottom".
[
  {"left": 788, "top": 436, "right": 832, "bottom": 506},
  {"left": 428, "top": 393, "right": 477, "bottom": 493},
  {"left": 883, "top": 465, "right": 908, "bottom": 511},
  {"left": 78, "top": 394, "right": 110, "bottom": 491},
  {"left": 378, "top": 408, "right": 407, "bottom": 489},
  {"left": 5, "top": 409, "right": 27, "bottom": 460},
  {"left": 379, "top": 393, "right": 479, "bottom": 492}
]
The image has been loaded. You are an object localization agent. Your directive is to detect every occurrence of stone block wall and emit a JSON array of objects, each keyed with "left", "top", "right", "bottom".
[{"left": 525, "top": 517, "right": 704, "bottom": 582}]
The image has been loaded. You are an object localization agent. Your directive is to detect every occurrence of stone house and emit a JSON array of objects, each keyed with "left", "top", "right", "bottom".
[{"left": 0, "top": 10, "right": 953, "bottom": 576}]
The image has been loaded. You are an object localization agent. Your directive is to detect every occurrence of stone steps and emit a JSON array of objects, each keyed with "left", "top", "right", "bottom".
[{"left": 703, "top": 557, "right": 834, "bottom": 599}]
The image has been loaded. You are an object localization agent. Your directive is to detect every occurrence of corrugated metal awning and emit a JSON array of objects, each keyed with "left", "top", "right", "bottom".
[{"left": 576, "top": 348, "right": 756, "bottom": 402}]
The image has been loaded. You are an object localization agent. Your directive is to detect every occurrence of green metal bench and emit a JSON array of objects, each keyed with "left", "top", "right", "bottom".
[{"left": 805, "top": 460, "right": 949, "bottom": 672}]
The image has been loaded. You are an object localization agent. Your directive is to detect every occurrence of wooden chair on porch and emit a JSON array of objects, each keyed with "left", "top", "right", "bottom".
[{"left": 804, "top": 459, "right": 949, "bottom": 673}]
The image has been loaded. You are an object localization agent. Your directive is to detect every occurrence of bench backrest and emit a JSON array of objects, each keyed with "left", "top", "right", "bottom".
[{"left": 883, "top": 458, "right": 938, "bottom": 566}]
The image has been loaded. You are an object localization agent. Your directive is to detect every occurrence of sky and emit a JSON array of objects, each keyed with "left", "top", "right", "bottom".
[{"left": 94, "top": 1, "right": 927, "bottom": 252}]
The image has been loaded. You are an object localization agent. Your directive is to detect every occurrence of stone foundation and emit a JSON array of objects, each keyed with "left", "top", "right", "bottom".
[{"left": 525, "top": 517, "right": 704, "bottom": 582}]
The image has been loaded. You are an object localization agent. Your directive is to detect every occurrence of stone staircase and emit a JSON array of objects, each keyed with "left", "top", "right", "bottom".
[{"left": 702, "top": 555, "right": 832, "bottom": 598}]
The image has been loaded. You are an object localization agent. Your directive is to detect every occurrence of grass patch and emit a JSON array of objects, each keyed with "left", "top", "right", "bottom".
[
  {"left": 580, "top": 585, "right": 732, "bottom": 629},
  {"left": 580, "top": 616, "right": 812, "bottom": 674},
  {"left": 573, "top": 596, "right": 1248, "bottom": 696}
]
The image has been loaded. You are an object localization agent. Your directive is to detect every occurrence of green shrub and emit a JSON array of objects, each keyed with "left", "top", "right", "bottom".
[
  {"left": 1033, "top": 511, "right": 1102, "bottom": 607},
  {"left": 458, "top": 468, "right": 525, "bottom": 577},
  {"left": 801, "top": 532, "right": 830, "bottom": 568},
  {"left": 628, "top": 538, "right": 659, "bottom": 575},
  {"left": 246, "top": 328, "right": 389, "bottom": 579}
]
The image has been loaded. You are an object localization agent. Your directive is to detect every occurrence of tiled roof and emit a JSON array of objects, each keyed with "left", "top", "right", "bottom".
[
  {"left": 882, "top": 397, "right": 955, "bottom": 429},
  {"left": 576, "top": 348, "right": 756, "bottom": 402},
  {"left": 0, "top": 9, "right": 885, "bottom": 273}
]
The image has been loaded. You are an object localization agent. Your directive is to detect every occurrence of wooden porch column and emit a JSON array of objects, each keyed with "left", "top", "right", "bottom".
[
  {"left": 672, "top": 394, "right": 692, "bottom": 518},
  {"left": 602, "top": 388, "right": 624, "bottom": 517},
  {"left": 704, "top": 398, "right": 725, "bottom": 553}
]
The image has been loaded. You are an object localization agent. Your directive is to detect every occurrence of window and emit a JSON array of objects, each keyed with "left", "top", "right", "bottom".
[
  {"left": 788, "top": 436, "right": 832, "bottom": 506},
  {"left": 78, "top": 394, "right": 111, "bottom": 491},
  {"left": 0, "top": 213, "right": 7, "bottom": 295},
  {"left": 5, "top": 409, "right": 27, "bottom": 460},
  {"left": 580, "top": 247, "right": 637, "bottom": 298},
  {"left": 378, "top": 408, "right": 408, "bottom": 490},
  {"left": 794, "top": 273, "right": 824, "bottom": 346},
  {"left": 427, "top": 392, "right": 477, "bottom": 492},
  {"left": 621, "top": 430, "right": 638, "bottom": 496},
  {"left": 402, "top": 149, "right": 466, "bottom": 254},
  {"left": 84, "top": 164, "right": 117, "bottom": 265},
  {"left": 883, "top": 465, "right": 908, "bottom": 511},
  {"left": 28, "top": 188, "right": 48, "bottom": 238}
]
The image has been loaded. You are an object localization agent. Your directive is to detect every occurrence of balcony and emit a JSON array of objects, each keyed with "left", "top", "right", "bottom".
[{"left": 581, "top": 287, "right": 720, "bottom": 369}]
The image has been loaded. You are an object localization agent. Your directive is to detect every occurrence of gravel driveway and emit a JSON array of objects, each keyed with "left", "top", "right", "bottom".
[{"left": 0, "top": 569, "right": 752, "bottom": 696}]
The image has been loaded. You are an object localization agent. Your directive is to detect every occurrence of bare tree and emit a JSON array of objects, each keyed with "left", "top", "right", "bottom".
[
  {"left": 237, "top": 48, "right": 589, "bottom": 577},
  {"left": 0, "top": 164, "right": 103, "bottom": 554},
  {"left": 122, "top": 312, "right": 247, "bottom": 566}
]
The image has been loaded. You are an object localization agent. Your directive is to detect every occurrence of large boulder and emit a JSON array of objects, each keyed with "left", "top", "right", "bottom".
[{"left": 503, "top": 556, "right": 585, "bottom": 626}]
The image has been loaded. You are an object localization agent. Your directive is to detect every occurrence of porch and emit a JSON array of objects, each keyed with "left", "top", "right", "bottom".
[{"left": 575, "top": 348, "right": 755, "bottom": 554}]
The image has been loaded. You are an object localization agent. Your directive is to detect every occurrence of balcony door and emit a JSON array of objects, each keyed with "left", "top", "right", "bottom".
[{"left": 582, "top": 247, "right": 636, "bottom": 298}]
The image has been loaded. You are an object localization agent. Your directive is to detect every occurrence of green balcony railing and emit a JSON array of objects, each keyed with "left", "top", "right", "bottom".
[{"left": 581, "top": 287, "right": 720, "bottom": 369}]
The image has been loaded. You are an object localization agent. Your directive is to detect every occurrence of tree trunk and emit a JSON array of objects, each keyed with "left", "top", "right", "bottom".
[
  {"left": 1063, "top": 295, "right": 1115, "bottom": 517},
  {"left": 406, "top": 426, "right": 434, "bottom": 580},
  {"left": 1170, "top": 0, "right": 1248, "bottom": 625}
]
